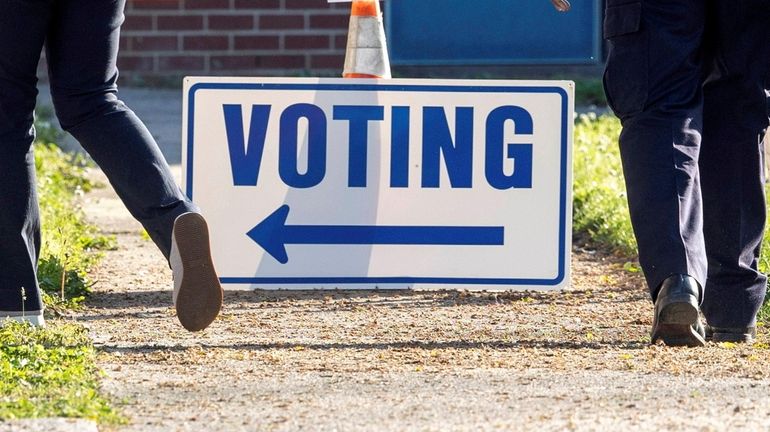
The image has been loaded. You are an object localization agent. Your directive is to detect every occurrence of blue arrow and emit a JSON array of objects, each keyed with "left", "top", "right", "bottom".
[{"left": 247, "top": 205, "right": 505, "bottom": 264}]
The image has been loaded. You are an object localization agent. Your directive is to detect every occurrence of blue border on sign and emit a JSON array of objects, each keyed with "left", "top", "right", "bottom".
[{"left": 186, "top": 82, "right": 570, "bottom": 287}]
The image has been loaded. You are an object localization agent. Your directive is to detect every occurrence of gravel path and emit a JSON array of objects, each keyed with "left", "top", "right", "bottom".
[{"left": 77, "top": 169, "right": 770, "bottom": 431}]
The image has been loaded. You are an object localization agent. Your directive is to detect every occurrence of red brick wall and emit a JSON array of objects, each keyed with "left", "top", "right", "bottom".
[{"left": 118, "top": 0, "right": 353, "bottom": 79}]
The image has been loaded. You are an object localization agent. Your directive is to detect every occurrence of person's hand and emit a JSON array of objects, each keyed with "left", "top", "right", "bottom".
[{"left": 550, "top": 0, "right": 571, "bottom": 12}]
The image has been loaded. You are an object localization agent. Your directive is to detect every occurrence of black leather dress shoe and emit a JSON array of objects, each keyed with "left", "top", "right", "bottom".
[
  {"left": 650, "top": 274, "right": 706, "bottom": 347},
  {"left": 705, "top": 325, "right": 756, "bottom": 343}
]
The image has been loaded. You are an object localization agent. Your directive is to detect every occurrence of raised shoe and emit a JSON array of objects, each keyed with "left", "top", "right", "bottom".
[{"left": 170, "top": 212, "right": 223, "bottom": 332}]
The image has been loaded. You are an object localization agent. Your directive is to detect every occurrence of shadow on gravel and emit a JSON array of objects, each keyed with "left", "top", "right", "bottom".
[
  {"left": 85, "top": 290, "right": 170, "bottom": 309},
  {"left": 225, "top": 288, "right": 648, "bottom": 306},
  {"left": 97, "top": 339, "right": 649, "bottom": 354},
  {"left": 85, "top": 287, "right": 648, "bottom": 310}
]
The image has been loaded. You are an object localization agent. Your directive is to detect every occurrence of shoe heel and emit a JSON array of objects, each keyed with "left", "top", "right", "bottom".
[
  {"left": 652, "top": 295, "right": 704, "bottom": 347},
  {"left": 658, "top": 299, "right": 698, "bottom": 326}
]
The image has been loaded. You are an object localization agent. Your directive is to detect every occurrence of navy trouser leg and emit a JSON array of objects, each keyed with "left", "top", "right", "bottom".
[
  {"left": 604, "top": 0, "right": 708, "bottom": 294},
  {"left": 699, "top": 1, "right": 770, "bottom": 328},
  {"left": 0, "top": 0, "right": 53, "bottom": 312},
  {"left": 604, "top": 0, "right": 770, "bottom": 327},
  {"left": 46, "top": 0, "right": 197, "bottom": 258},
  {"left": 1, "top": 0, "right": 197, "bottom": 312}
]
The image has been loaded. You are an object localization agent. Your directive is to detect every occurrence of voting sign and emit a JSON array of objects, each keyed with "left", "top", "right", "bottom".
[{"left": 183, "top": 77, "right": 574, "bottom": 290}]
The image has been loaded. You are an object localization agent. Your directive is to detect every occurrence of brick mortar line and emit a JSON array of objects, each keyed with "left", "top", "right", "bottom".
[
  {"left": 127, "top": 9, "right": 347, "bottom": 14},
  {"left": 122, "top": 50, "right": 344, "bottom": 56},
  {"left": 123, "top": 30, "right": 346, "bottom": 35}
]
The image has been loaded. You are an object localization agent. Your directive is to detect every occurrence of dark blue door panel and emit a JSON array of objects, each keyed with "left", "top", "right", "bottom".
[{"left": 385, "top": 0, "right": 602, "bottom": 65}]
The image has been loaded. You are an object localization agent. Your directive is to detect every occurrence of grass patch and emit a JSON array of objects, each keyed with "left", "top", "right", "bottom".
[
  {"left": 573, "top": 114, "right": 636, "bottom": 255},
  {"left": 35, "top": 144, "right": 115, "bottom": 310},
  {"left": 35, "top": 106, "right": 115, "bottom": 309},
  {"left": 757, "top": 226, "right": 770, "bottom": 323},
  {"left": 0, "top": 321, "right": 123, "bottom": 424}
]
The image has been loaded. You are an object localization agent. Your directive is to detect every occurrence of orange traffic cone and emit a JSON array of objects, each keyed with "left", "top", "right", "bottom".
[{"left": 343, "top": 0, "right": 391, "bottom": 78}]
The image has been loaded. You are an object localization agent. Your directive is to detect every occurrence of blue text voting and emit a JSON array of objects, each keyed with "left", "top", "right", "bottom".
[{"left": 222, "top": 103, "right": 534, "bottom": 190}]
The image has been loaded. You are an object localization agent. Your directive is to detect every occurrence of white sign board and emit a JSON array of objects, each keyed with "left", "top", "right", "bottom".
[{"left": 183, "top": 77, "right": 573, "bottom": 290}]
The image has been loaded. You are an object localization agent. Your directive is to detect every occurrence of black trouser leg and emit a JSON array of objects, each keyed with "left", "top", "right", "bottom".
[
  {"left": 699, "top": 1, "right": 770, "bottom": 328},
  {"left": 46, "top": 0, "right": 197, "bottom": 259},
  {"left": 0, "top": 0, "right": 53, "bottom": 312},
  {"left": 604, "top": 0, "right": 708, "bottom": 295},
  {"left": 605, "top": 0, "right": 770, "bottom": 327},
  {"left": 0, "top": 0, "right": 198, "bottom": 312}
]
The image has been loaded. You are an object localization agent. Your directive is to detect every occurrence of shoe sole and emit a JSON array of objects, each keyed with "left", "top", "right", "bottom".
[
  {"left": 651, "top": 300, "right": 705, "bottom": 347},
  {"left": 173, "top": 213, "right": 223, "bottom": 332}
]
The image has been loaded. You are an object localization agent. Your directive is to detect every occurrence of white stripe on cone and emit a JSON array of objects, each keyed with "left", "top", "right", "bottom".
[{"left": 343, "top": 13, "right": 391, "bottom": 78}]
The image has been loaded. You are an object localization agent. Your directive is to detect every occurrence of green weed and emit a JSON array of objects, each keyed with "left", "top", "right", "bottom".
[
  {"left": 573, "top": 114, "right": 636, "bottom": 255},
  {"left": 758, "top": 222, "right": 770, "bottom": 323},
  {"left": 35, "top": 144, "right": 115, "bottom": 308},
  {"left": 0, "top": 321, "right": 125, "bottom": 424}
]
